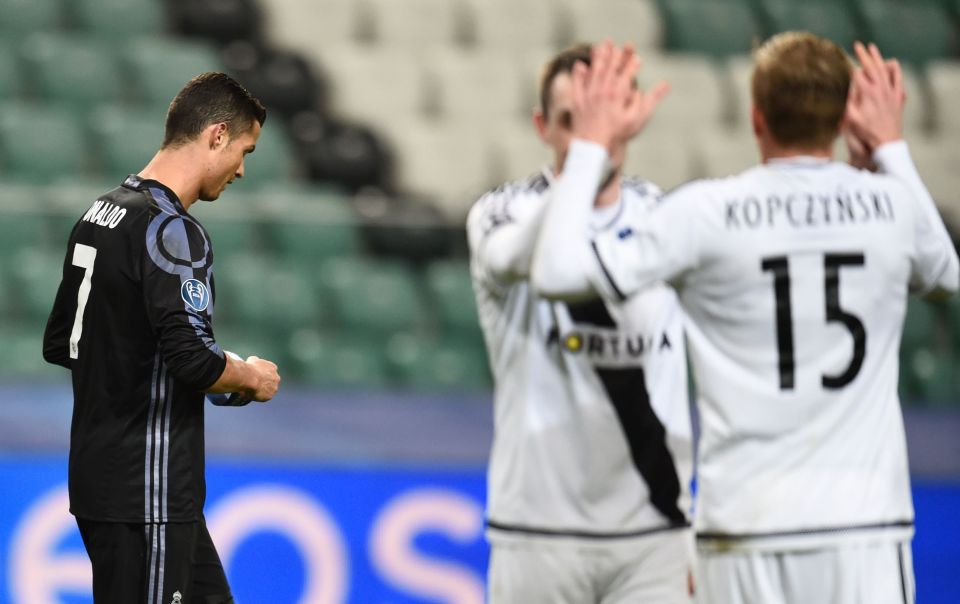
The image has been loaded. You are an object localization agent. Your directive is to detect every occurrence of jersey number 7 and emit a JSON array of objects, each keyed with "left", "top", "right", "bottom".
[
  {"left": 70, "top": 243, "right": 98, "bottom": 360},
  {"left": 761, "top": 253, "right": 867, "bottom": 391}
]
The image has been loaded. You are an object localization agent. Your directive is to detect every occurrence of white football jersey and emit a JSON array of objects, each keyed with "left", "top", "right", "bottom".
[
  {"left": 467, "top": 169, "right": 693, "bottom": 542},
  {"left": 532, "top": 140, "right": 959, "bottom": 551}
]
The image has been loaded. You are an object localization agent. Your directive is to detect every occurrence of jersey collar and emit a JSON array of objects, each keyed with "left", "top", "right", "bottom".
[
  {"left": 123, "top": 175, "right": 186, "bottom": 211},
  {"left": 765, "top": 156, "right": 832, "bottom": 169}
]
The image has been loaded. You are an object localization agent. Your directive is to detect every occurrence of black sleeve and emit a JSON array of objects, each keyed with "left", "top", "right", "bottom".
[
  {"left": 141, "top": 213, "right": 226, "bottom": 392},
  {"left": 42, "top": 247, "right": 76, "bottom": 369}
]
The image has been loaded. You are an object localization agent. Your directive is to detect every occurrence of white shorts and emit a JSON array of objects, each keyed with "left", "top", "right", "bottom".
[
  {"left": 695, "top": 540, "right": 914, "bottom": 604},
  {"left": 488, "top": 528, "right": 693, "bottom": 604}
]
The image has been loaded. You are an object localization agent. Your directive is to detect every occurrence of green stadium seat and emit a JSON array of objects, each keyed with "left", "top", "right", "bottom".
[
  {"left": 0, "top": 104, "right": 89, "bottom": 182},
  {"left": 658, "top": 0, "right": 761, "bottom": 57},
  {"left": 0, "top": 325, "right": 64, "bottom": 379},
  {"left": 758, "top": 0, "right": 861, "bottom": 50},
  {"left": 203, "top": 214, "right": 262, "bottom": 259},
  {"left": 124, "top": 39, "right": 223, "bottom": 105},
  {"left": 0, "top": 200, "right": 51, "bottom": 253},
  {"left": 263, "top": 188, "right": 360, "bottom": 263},
  {"left": 904, "top": 347, "right": 957, "bottom": 405},
  {"left": 88, "top": 105, "right": 166, "bottom": 178},
  {"left": 9, "top": 247, "right": 63, "bottom": 322},
  {"left": 228, "top": 124, "right": 300, "bottom": 189},
  {"left": 0, "top": 43, "right": 21, "bottom": 101},
  {"left": 0, "top": 0, "right": 61, "bottom": 39},
  {"left": 72, "top": 0, "right": 167, "bottom": 41},
  {"left": 318, "top": 257, "right": 424, "bottom": 335},
  {"left": 385, "top": 333, "right": 491, "bottom": 391},
  {"left": 289, "top": 329, "right": 389, "bottom": 389},
  {"left": 214, "top": 253, "right": 323, "bottom": 331},
  {"left": 858, "top": 0, "right": 955, "bottom": 64},
  {"left": 20, "top": 35, "right": 125, "bottom": 108},
  {"left": 211, "top": 324, "right": 289, "bottom": 373},
  {"left": 901, "top": 298, "right": 941, "bottom": 348},
  {"left": 424, "top": 259, "right": 481, "bottom": 337},
  {"left": 43, "top": 180, "right": 122, "bottom": 243}
]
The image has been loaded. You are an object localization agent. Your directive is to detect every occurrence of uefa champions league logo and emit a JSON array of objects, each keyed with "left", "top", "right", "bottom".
[{"left": 181, "top": 279, "right": 210, "bottom": 312}]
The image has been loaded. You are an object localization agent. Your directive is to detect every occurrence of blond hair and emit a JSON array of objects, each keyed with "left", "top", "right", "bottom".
[{"left": 752, "top": 32, "right": 852, "bottom": 150}]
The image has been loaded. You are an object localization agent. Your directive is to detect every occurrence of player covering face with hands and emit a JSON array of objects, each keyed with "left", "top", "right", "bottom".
[{"left": 531, "top": 36, "right": 957, "bottom": 604}]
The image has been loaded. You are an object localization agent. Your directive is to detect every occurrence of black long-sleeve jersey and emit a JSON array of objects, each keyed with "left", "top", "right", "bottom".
[{"left": 43, "top": 175, "right": 227, "bottom": 523}]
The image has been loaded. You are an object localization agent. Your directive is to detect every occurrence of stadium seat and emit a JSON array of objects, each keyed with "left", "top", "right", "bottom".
[
  {"left": 228, "top": 123, "right": 300, "bottom": 189},
  {"left": 318, "top": 257, "right": 425, "bottom": 335},
  {"left": 696, "top": 123, "right": 760, "bottom": 179},
  {"left": 902, "top": 298, "right": 941, "bottom": 349},
  {"left": 469, "top": 0, "right": 574, "bottom": 50},
  {"left": 0, "top": 325, "right": 64, "bottom": 379},
  {"left": 857, "top": 0, "right": 956, "bottom": 64},
  {"left": 290, "top": 329, "right": 389, "bottom": 388},
  {"left": 904, "top": 136, "right": 960, "bottom": 224},
  {"left": 428, "top": 49, "right": 528, "bottom": 124},
  {"left": 904, "top": 347, "right": 957, "bottom": 405},
  {"left": 167, "top": 0, "right": 262, "bottom": 44},
  {"left": 262, "top": 188, "right": 360, "bottom": 263},
  {"left": 926, "top": 61, "right": 960, "bottom": 137},
  {"left": 756, "top": 0, "right": 861, "bottom": 50},
  {"left": 42, "top": 180, "right": 121, "bottom": 243},
  {"left": 22, "top": 34, "right": 124, "bottom": 107},
  {"left": 384, "top": 332, "right": 491, "bottom": 391},
  {"left": 21, "top": 35, "right": 126, "bottom": 109},
  {"left": 0, "top": 190, "right": 51, "bottom": 254},
  {"left": 488, "top": 123, "right": 553, "bottom": 186},
  {"left": 356, "top": 0, "right": 473, "bottom": 48},
  {"left": 425, "top": 259, "right": 481, "bottom": 337},
  {"left": 625, "top": 120, "right": 698, "bottom": 191},
  {"left": 221, "top": 42, "right": 323, "bottom": 118},
  {"left": 202, "top": 213, "right": 262, "bottom": 259},
  {"left": 72, "top": 0, "right": 166, "bottom": 41},
  {"left": 0, "top": 104, "right": 89, "bottom": 182},
  {"left": 263, "top": 0, "right": 359, "bottom": 49},
  {"left": 566, "top": 0, "right": 663, "bottom": 51},
  {"left": 293, "top": 114, "right": 395, "bottom": 193},
  {"left": 0, "top": 43, "right": 21, "bottom": 101},
  {"left": 641, "top": 53, "right": 731, "bottom": 131},
  {"left": 212, "top": 324, "right": 290, "bottom": 373},
  {"left": 88, "top": 105, "right": 167, "bottom": 178},
  {"left": 124, "top": 39, "right": 223, "bottom": 105},
  {"left": 8, "top": 247, "right": 63, "bottom": 322},
  {"left": 0, "top": 0, "right": 61, "bottom": 39},
  {"left": 354, "top": 192, "right": 456, "bottom": 262},
  {"left": 214, "top": 253, "right": 324, "bottom": 331},
  {"left": 657, "top": 0, "right": 761, "bottom": 57}
]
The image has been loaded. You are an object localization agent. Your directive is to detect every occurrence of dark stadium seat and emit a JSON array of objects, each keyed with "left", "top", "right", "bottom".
[
  {"left": 167, "top": 0, "right": 262, "bottom": 44},
  {"left": 21, "top": 35, "right": 126, "bottom": 109},
  {"left": 0, "top": 104, "right": 89, "bottom": 182},
  {"left": 88, "top": 105, "right": 168, "bottom": 178},
  {"left": 757, "top": 0, "right": 861, "bottom": 50},
  {"left": 290, "top": 113, "right": 394, "bottom": 192},
  {"left": 72, "top": 0, "right": 166, "bottom": 40},
  {"left": 0, "top": 0, "right": 61, "bottom": 39},
  {"left": 318, "top": 257, "right": 425, "bottom": 336},
  {"left": 657, "top": 0, "right": 761, "bottom": 57},
  {"left": 124, "top": 39, "right": 223, "bottom": 106},
  {"left": 221, "top": 42, "right": 324, "bottom": 118},
  {"left": 857, "top": 0, "right": 956, "bottom": 64},
  {"left": 263, "top": 188, "right": 360, "bottom": 263}
]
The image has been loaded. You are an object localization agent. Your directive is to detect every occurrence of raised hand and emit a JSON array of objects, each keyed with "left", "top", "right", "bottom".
[
  {"left": 570, "top": 41, "right": 669, "bottom": 151},
  {"left": 246, "top": 355, "right": 281, "bottom": 402},
  {"left": 845, "top": 42, "right": 906, "bottom": 153}
]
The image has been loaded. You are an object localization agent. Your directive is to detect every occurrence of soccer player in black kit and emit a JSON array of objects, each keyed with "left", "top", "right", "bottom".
[{"left": 43, "top": 73, "right": 282, "bottom": 604}]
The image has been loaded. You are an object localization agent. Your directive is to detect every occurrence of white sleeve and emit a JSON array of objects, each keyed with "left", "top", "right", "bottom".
[
  {"left": 873, "top": 140, "right": 960, "bottom": 298},
  {"left": 530, "top": 139, "right": 610, "bottom": 301},
  {"left": 531, "top": 139, "right": 701, "bottom": 302},
  {"left": 467, "top": 183, "right": 549, "bottom": 292}
]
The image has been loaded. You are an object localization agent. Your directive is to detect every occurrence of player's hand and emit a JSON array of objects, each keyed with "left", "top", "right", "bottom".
[
  {"left": 246, "top": 356, "right": 280, "bottom": 402},
  {"left": 570, "top": 41, "right": 669, "bottom": 150},
  {"left": 845, "top": 42, "right": 906, "bottom": 152}
]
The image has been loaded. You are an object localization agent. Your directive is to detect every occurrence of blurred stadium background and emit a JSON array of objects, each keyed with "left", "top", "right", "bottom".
[{"left": 0, "top": 0, "right": 957, "bottom": 602}]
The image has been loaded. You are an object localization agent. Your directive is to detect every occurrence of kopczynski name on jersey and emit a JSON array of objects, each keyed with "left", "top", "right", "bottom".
[
  {"left": 725, "top": 188, "right": 895, "bottom": 230},
  {"left": 546, "top": 325, "right": 673, "bottom": 368},
  {"left": 81, "top": 199, "right": 128, "bottom": 229}
]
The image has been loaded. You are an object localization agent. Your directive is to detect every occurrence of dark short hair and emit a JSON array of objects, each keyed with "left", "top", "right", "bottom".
[
  {"left": 162, "top": 72, "right": 267, "bottom": 148},
  {"left": 752, "top": 32, "right": 852, "bottom": 149},
  {"left": 539, "top": 43, "right": 592, "bottom": 118}
]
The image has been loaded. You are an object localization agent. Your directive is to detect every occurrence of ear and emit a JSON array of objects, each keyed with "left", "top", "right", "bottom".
[
  {"left": 750, "top": 104, "right": 765, "bottom": 138},
  {"left": 207, "top": 122, "right": 229, "bottom": 150},
  {"left": 533, "top": 109, "right": 549, "bottom": 143}
]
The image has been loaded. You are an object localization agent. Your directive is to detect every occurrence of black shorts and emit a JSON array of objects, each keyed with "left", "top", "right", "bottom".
[{"left": 77, "top": 517, "right": 233, "bottom": 604}]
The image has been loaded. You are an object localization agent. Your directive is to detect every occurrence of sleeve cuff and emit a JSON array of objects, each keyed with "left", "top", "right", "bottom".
[{"left": 872, "top": 139, "right": 909, "bottom": 171}]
